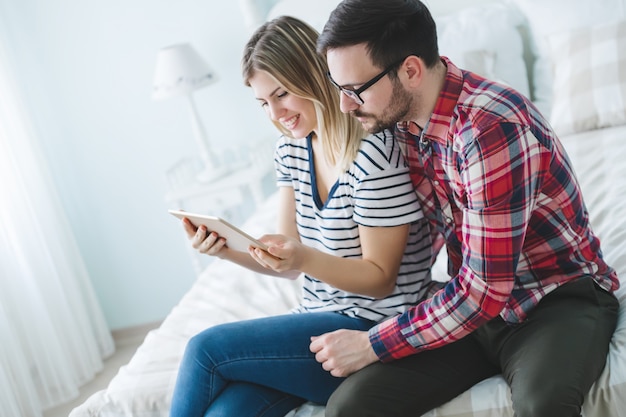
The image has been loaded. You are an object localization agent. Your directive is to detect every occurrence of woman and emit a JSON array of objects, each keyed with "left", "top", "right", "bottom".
[{"left": 169, "top": 15, "right": 433, "bottom": 417}]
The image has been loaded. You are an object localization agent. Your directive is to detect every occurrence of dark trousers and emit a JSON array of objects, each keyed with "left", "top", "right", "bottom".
[{"left": 326, "top": 277, "right": 619, "bottom": 417}]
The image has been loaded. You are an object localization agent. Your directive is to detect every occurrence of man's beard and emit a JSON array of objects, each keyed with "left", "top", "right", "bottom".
[{"left": 351, "top": 78, "right": 413, "bottom": 134}]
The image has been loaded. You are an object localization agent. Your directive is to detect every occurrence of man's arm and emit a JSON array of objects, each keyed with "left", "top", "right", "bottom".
[{"left": 317, "top": 124, "right": 542, "bottom": 368}]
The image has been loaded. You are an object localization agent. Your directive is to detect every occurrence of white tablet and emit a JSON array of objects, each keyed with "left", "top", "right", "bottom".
[{"left": 169, "top": 210, "right": 268, "bottom": 252}]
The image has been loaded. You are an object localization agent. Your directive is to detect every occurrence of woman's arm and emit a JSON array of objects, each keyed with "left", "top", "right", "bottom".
[
  {"left": 251, "top": 222, "right": 410, "bottom": 298},
  {"left": 275, "top": 186, "right": 299, "bottom": 239}
]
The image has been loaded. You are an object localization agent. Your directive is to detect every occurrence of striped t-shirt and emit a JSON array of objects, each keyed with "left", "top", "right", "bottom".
[{"left": 274, "top": 129, "right": 432, "bottom": 322}]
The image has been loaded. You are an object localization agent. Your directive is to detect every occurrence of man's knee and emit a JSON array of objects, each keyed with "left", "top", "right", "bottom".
[
  {"left": 512, "top": 384, "right": 582, "bottom": 417},
  {"left": 325, "top": 368, "right": 384, "bottom": 417},
  {"left": 325, "top": 383, "right": 370, "bottom": 417},
  {"left": 324, "top": 372, "right": 366, "bottom": 416}
]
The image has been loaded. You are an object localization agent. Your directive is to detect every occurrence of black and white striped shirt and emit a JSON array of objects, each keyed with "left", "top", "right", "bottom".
[{"left": 274, "top": 129, "right": 432, "bottom": 322}]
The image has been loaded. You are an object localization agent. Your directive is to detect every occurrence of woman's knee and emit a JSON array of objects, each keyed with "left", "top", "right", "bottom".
[{"left": 183, "top": 323, "right": 238, "bottom": 364}]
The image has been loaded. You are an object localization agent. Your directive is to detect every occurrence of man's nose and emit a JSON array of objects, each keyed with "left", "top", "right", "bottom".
[{"left": 339, "top": 92, "right": 359, "bottom": 114}]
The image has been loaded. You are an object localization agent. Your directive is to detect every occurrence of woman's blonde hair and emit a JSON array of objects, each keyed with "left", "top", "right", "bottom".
[{"left": 242, "top": 15, "right": 366, "bottom": 170}]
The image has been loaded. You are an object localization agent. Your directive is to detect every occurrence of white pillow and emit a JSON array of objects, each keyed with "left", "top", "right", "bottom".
[
  {"left": 547, "top": 19, "right": 626, "bottom": 136},
  {"left": 508, "top": 0, "right": 626, "bottom": 115},
  {"left": 437, "top": 3, "right": 531, "bottom": 99}
]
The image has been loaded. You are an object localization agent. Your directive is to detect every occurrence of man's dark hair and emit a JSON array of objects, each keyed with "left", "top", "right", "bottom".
[{"left": 317, "top": 0, "right": 439, "bottom": 70}]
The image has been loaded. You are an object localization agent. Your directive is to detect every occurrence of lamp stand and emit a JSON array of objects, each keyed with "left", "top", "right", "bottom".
[{"left": 187, "top": 94, "right": 230, "bottom": 182}]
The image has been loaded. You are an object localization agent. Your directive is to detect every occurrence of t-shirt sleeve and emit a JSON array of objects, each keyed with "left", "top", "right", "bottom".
[
  {"left": 353, "top": 166, "right": 423, "bottom": 227},
  {"left": 352, "top": 132, "right": 424, "bottom": 227},
  {"left": 273, "top": 135, "right": 293, "bottom": 188}
]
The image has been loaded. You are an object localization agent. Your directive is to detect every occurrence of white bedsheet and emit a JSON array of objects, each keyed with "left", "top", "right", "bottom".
[{"left": 71, "top": 124, "right": 626, "bottom": 417}]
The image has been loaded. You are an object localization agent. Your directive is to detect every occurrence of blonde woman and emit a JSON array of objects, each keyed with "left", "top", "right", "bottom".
[{"left": 169, "top": 16, "right": 433, "bottom": 417}]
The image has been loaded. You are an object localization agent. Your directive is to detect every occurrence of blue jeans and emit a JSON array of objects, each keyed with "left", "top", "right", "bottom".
[{"left": 169, "top": 312, "right": 375, "bottom": 417}]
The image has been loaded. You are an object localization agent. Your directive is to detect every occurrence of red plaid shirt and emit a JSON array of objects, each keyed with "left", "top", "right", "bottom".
[{"left": 369, "top": 57, "right": 619, "bottom": 362}]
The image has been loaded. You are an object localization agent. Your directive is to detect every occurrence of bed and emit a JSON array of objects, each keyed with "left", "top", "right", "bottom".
[{"left": 70, "top": 0, "right": 626, "bottom": 416}]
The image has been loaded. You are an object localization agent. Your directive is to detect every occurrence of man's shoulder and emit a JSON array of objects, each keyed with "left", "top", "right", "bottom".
[{"left": 459, "top": 79, "right": 530, "bottom": 124}]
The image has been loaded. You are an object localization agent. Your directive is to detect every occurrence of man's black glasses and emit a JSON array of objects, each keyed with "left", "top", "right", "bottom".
[{"left": 327, "top": 58, "right": 407, "bottom": 105}]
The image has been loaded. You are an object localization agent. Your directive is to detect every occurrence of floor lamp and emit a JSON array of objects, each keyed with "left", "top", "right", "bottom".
[{"left": 152, "top": 43, "right": 229, "bottom": 182}]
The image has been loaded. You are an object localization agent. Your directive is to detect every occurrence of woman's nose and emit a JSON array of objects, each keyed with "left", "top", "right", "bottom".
[{"left": 267, "top": 102, "right": 284, "bottom": 121}]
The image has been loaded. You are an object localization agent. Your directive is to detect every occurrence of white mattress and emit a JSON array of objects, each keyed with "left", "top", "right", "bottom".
[{"left": 70, "top": 124, "right": 626, "bottom": 417}]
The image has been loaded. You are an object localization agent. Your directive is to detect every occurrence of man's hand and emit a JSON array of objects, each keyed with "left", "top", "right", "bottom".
[{"left": 310, "top": 329, "right": 379, "bottom": 377}]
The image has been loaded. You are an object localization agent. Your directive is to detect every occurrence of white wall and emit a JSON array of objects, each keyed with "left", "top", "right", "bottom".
[{"left": 1, "top": 0, "right": 277, "bottom": 330}]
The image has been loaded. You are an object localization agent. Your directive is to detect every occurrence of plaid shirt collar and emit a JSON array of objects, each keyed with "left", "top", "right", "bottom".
[{"left": 401, "top": 57, "right": 462, "bottom": 147}]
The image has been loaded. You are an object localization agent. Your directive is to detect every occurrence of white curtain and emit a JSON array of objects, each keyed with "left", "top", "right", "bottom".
[{"left": 0, "top": 21, "right": 115, "bottom": 417}]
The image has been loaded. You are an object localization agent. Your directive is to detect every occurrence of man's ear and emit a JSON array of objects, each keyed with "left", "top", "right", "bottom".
[{"left": 401, "top": 55, "right": 424, "bottom": 87}]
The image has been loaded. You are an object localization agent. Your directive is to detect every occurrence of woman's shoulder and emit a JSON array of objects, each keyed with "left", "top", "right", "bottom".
[
  {"left": 356, "top": 129, "right": 406, "bottom": 169},
  {"left": 359, "top": 129, "right": 398, "bottom": 153},
  {"left": 276, "top": 133, "right": 308, "bottom": 145},
  {"left": 360, "top": 128, "right": 393, "bottom": 148},
  {"left": 275, "top": 134, "right": 309, "bottom": 156}
]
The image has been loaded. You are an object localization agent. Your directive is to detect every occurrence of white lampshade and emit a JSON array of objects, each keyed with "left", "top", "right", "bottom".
[{"left": 152, "top": 43, "right": 217, "bottom": 100}]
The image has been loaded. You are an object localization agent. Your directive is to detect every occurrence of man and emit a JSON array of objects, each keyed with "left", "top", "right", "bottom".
[{"left": 308, "top": 1, "right": 620, "bottom": 416}]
